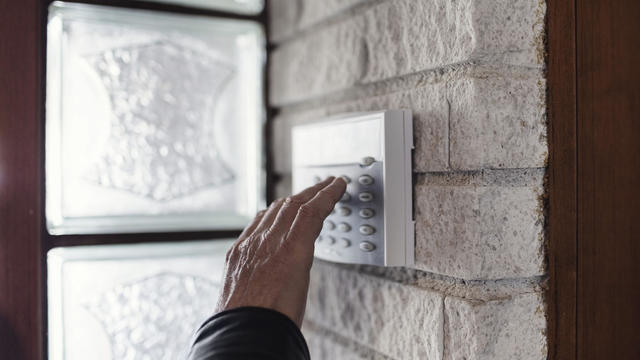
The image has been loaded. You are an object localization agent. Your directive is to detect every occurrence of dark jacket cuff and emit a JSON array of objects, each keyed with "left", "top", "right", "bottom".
[{"left": 188, "top": 306, "right": 310, "bottom": 360}]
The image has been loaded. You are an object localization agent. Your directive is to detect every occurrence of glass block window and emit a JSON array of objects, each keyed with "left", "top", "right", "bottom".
[
  {"left": 132, "top": 0, "right": 264, "bottom": 15},
  {"left": 46, "top": 2, "right": 265, "bottom": 234},
  {"left": 48, "top": 240, "right": 233, "bottom": 360}
]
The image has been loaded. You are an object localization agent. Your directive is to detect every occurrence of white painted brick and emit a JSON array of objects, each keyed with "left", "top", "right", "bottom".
[
  {"left": 270, "top": 0, "right": 545, "bottom": 105},
  {"left": 306, "top": 261, "right": 444, "bottom": 359},
  {"left": 449, "top": 75, "right": 547, "bottom": 170},
  {"left": 269, "top": 0, "right": 373, "bottom": 42},
  {"left": 414, "top": 181, "right": 545, "bottom": 280},
  {"left": 444, "top": 293, "right": 547, "bottom": 360},
  {"left": 303, "top": 323, "right": 391, "bottom": 360}
]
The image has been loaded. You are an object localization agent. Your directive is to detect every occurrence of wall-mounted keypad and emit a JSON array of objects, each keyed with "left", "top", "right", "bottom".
[{"left": 292, "top": 110, "right": 414, "bottom": 267}]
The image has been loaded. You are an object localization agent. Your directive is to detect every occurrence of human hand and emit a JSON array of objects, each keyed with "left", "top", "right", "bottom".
[{"left": 215, "top": 176, "right": 347, "bottom": 327}]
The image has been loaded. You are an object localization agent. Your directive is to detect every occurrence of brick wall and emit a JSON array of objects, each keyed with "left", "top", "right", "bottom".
[{"left": 268, "top": 0, "right": 547, "bottom": 358}]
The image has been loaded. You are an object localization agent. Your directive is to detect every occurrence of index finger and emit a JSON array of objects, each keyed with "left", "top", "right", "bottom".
[{"left": 285, "top": 177, "right": 347, "bottom": 244}]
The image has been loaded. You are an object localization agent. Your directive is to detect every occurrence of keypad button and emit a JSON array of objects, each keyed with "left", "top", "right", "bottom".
[
  {"left": 324, "top": 220, "right": 335, "bottom": 230},
  {"left": 339, "top": 238, "right": 351, "bottom": 248},
  {"left": 359, "top": 208, "right": 375, "bottom": 219},
  {"left": 325, "top": 235, "right": 336, "bottom": 245},
  {"left": 359, "top": 225, "right": 376, "bottom": 235},
  {"left": 340, "top": 192, "right": 351, "bottom": 202},
  {"left": 337, "top": 206, "right": 351, "bottom": 216},
  {"left": 316, "top": 236, "right": 323, "bottom": 243},
  {"left": 337, "top": 222, "right": 351, "bottom": 232},
  {"left": 358, "top": 175, "right": 374, "bottom": 186},
  {"left": 359, "top": 241, "right": 376, "bottom": 252},
  {"left": 358, "top": 192, "right": 374, "bottom": 202},
  {"left": 340, "top": 175, "right": 351, "bottom": 183},
  {"left": 360, "top": 156, "right": 375, "bottom": 166}
]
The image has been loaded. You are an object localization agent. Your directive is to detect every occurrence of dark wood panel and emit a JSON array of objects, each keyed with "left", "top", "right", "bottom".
[
  {"left": 0, "top": 0, "right": 45, "bottom": 359},
  {"left": 546, "top": 0, "right": 578, "bottom": 358},
  {"left": 576, "top": 0, "right": 640, "bottom": 359}
]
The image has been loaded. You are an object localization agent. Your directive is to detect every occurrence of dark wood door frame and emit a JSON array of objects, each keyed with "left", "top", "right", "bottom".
[
  {"left": 548, "top": 0, "right": 640, "bottom": 359},
  {"left": 0, "top": 1, "right": 45, "bottom": 359},
  {"left": 547, "top": 0, "right": 578, "bottom": 358},
  {"left": 575, "top": 0, "right": 640, "bottom": 358}
]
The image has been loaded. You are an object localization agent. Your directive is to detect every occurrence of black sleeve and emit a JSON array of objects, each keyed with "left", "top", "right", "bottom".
[{"left": 187, "top": 307, "right": 311, "bottom": 360}]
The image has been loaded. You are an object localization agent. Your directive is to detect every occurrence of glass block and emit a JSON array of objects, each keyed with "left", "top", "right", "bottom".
[
  {"left": 46, "top": 2, "right": 265, "bottom": 234},
  {"left": 131, "top": 0, "right": 264, "bottom": 15},
  {"left": 48, "top": 239, "right": 233, "bottom": 360}
]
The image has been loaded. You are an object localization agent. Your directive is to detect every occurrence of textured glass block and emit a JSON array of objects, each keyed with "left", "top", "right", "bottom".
[
  {"left": 48, "top": 239, "right": 233, "bottom": 360},
  {"left": 46, "top": 2, "right": 265, "bottom": 234},
  {"left": 131, "top": 0, "right": 264, "bottom": 15}
]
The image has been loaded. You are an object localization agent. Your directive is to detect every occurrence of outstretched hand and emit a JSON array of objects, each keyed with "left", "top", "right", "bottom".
[{"left": 215, "top": 176, "right": 347, "bottom": 327}]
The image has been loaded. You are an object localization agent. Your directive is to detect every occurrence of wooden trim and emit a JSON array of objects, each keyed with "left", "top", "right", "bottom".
[
  {"left": 575, "top": 0, "right": 640, "bottom": 358},
  {"left": 0, "top": 0, "right": 45, "bottom": 358},
  {"left": 546, "top": 0, "right": 578, "bottom": 358}
]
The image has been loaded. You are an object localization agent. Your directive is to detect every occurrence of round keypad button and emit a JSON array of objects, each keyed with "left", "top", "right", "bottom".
[
  {"left": 358, "top": 192, "right": 373, "bottom": 202},
  {"left": 337, "top": 206, "right": 351, "bottom": 216},
  {"left": 360, "top": 156, "right": 375, "bottom": 166},
  {"left": 340, "top": 175, "right": 351, "bottom": 183},
  {"left": 337, "top": 223, "right": 351, "bottom": 232},
  {"left": 339, "top": 238, "right": 351, "bottom": 248},
  {"left": 340, "top": 193, "right": 351, "bottom": 202},
  {"left": 359, "top": 225, "right": 376, "bottom": 235},
  {"left": 358, "top": 175, "right": 374, "bottom": 186},
  {"left": 359, "top": 241, "right": 376, "bottom": 252},
  {"left": 359, "top": 208, "right": 375, "bottom": 218},
  {"left": 325, "top": 235, "right": 336, "bottom": 245},
  {"left": 324, "top": 220, "right": 335, "bottom": 230}
]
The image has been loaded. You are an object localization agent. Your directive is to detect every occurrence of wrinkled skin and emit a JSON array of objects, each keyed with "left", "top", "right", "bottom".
[{"left": 215, "top": 176, "right": 347, "bottom": 327}]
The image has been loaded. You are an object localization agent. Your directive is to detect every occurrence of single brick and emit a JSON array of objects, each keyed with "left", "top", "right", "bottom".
[
  {"left": 414, "top": 181, "right": 545, "bottom": 280},
  {"left": 270, "top": 0, "right": 545, "bottom": 105},
  {"left": 269, "top": 0, "right": 374, "bottom": 42},
  {"left": 306, "top": 261, "right": 444, "bottom": 359},
  {"left": 444, "top": 293, "right": 547, "bottom": 360},
  {"left": 449, "top": 74, "right": 547, "bottom": 170}
]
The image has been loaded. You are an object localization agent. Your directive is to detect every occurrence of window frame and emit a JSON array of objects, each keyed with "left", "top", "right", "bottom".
[{"left": 45, "top": 0, "right": 273, "bottom": 248}]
